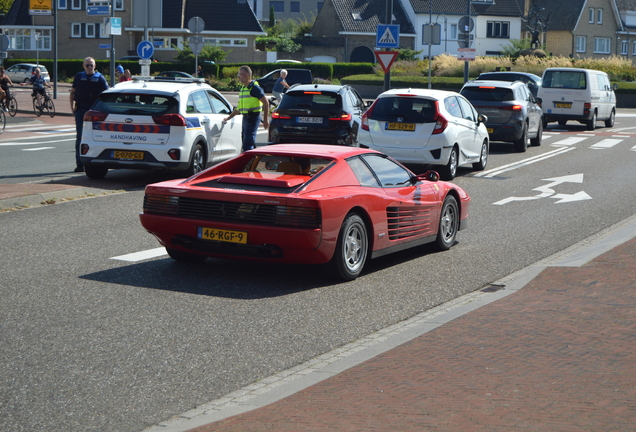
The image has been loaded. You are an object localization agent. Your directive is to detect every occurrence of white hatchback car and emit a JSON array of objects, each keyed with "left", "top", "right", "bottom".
[
  {"left": 80, "top": 77, "right": 242, "bottom": 179},
  {"left": 359, "top": 88, "right": 489, "bottom": 180}
]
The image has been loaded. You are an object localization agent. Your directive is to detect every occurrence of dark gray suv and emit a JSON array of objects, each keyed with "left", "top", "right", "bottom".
[{"left": 460, "top": 80, "right": 543, "bottom": 153}]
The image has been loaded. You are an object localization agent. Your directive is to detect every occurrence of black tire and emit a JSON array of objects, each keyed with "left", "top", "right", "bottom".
[
  {"left": 542, "top": 118, "right": 548, "bottom": 128},
  {"left": 84, "top": 165, "right": 108, "bottom": 179},
  {"left": 605, "top": 109, "right": 615, "bottom": 128},
  {"left": 513, "top": 123, "right": 528, "bottom": 152},
  {"left": 33, "top": 98, "right": 41, "bottom": 117},
  {"left": 45, "top": 98, "right": 55, "bottom": 118},
  {"left": 436, "top": 195, "right": 459, "bottom": 251},
  {"left": 530, "top": 120, "right": 543, "bottom": 146},
  {"left": 472, "top": 140, "right": 488, "bottom": 171},
  {"left": 186, "top": 144, "right": 205, "bottom": 177},
  {"left": 586, "top": 111, "right": 597, "bottom": 131},
  {"left": 440, "top": 146, "right": 458, "bottom": 180},
  {"left": 166, "top": 247, "right": 207, "bottom": 263},
  {"left": 330, "top": 213, "right": 368, "bottom": 281},
  {"left": 7, "top": 96, "right": 18, "bottom": 117}
]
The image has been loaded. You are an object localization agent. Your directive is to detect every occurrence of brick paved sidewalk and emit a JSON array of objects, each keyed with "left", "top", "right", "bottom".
[{"left": 188, "top": 236, "right": 636, "bottom": 432}]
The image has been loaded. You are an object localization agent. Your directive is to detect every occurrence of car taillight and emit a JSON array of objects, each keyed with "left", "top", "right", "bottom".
[
  {"left": 584, "top": 102, "right": 591, "bottom": 114},
  {"left": 361, "top": 100, "right": 377, "bottom": 131},
  {"left": 499, "top": 105, "right": 523, "bottom": 111},
  {"left": 329, "top": 113, "right": 352, "bottom": 121},
  {"left": 432, "top": 101, "right": 448, "bottom": 135},
  {"left": 271, "top": 111, "right": 291, "bottom": 119},
  {"left": 153, "top": 113, "right": 186, "bottom": 126},
  {"left": 84, "top": 110, "right": 108, "bottom": 122}
]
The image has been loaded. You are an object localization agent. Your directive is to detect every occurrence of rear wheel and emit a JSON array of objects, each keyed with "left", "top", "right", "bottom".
[
  {"left": 440, "top": 146, "right": 458, "bottom": 180},
  {"left": 7, "top": 96, "right": 18, "bottom": 117},
  {"left": 472, "top": 140, "right": 488, "bottom": 171},
  {"left": 513, "top": 123, "right": 528, "bottom": 152},
  {"left": 605, "top": 109, "right": 615, "bottom": 128},
  {"left": 436, "top": 195, "right": 459, "bottom": 251},
  {"left": 84, "top": 165, "right": 108, "bottom": 179},
  {"left": 330, "top": 213, "right": 368, "bottom": 281},
  {"left": 186, "top": 144, "right": 204, "bottom": 177},
  {"left": 167, "top": 247, "right": 207, "bottom": 263},
  {"left": 586, "top": 111, "right": 597, "bottom": 131},
  {"left": 530, "top": 120, "right": 543, "bottom": 146}
]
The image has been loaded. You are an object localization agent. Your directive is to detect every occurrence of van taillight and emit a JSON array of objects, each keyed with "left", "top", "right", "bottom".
[
  {"left": 432, "top": 101, "right": 448, "bottom": 134},
  {"left": 84, "top": 110, "right": 108, "bottom": 122},
  {"left": 153, "top": 113, "right": 186, "bottom": 127},
  {"left": 584, "top": 103, "right": 591, "bottom": 114}
]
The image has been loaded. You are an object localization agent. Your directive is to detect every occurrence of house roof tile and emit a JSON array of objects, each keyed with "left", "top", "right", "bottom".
[{"left": 331, "top": 0, "right": 416, "bottom": 34}]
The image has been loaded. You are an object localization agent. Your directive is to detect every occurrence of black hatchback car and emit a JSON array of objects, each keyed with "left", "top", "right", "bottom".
[
  {"left": 269, "top": 84, "right": 369, "bottom": 146},
  {"left": 460, "top": 80, "right": 543, "bottom": 152},
  {"left": 476, "top": 71, "right": 542, "bottom": 97}
]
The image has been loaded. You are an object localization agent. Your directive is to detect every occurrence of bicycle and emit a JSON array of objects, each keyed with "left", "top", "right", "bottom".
[
  {"left": 32, "top": 89, "right": 55, "bottom": 118},
  {"left": 2, "top": 87, "right": 18, "bottom": 117}
]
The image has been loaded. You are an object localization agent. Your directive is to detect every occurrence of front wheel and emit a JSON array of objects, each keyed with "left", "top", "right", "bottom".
[
  {"left": 605, "top": 109, "right": 615, "bottom": 128},
  {"left": 7, "top": 96, "right": 18, "bottom": 117},
  {"left": 472, "top": 140, "right": 488, "bottom": 171},
  {"left": 440, "top": 146, "right": 458, "bottom": 180},
  {"left": 33, "top": 98, "right": 41, "bottom": 117},
  {"left": 436, "top": 195, "right": 459, "bottom": 251},
  {"left": 185, "top": 144, "right": 204, "bottom": 177},
  {"left": 45, "top": 98, "right": 55, "bottom": 118},
  {"left": 330, "top": 213, "right": 368, "bottom": 281},
  {"left": 530, "top": 120, "right": 543, "bottom": 146}
]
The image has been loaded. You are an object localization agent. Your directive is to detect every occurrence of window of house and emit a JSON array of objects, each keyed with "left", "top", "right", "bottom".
[
  {"left": 58, "top": 0, "right": 67, "bottom": 9},
  {"left": 486, "top": 21, "right": 509, "bottom": 38},
  {"left": 151, "top": 37, "right": 182, "bottom": 50},
  {"left": 622, "top": 40, "right": 628, "bottom": 55},
  {"left": 450, "top": 24, "right": 457, "bottom": 40},
  {"left": 4, "top": 29, "right": 29, "bottom": 50},
  {"left": 291, "top": 1, "right": 300, "bottom": 12},
  {"left": 71, "top": 0, "right": 81, "bottom": 10},
  {"left": 594, "top": 37, "right": 611, "bottom": 54},
  {"left": 34, "top": 30, "right": 52, "bottom": 50},
  {"left": 72, "top": 23, "right": 82, "bottom": 38},
  {"left": 85, "top": 23, "right": 96, "bottom": 38},
  {"left": 114, "top": 0, "right": 123, "bottom": 10},
  {"left": 270, "top": 1, "right": 284, "bottom": 12},
  {"left": 597, "top": 8, "right": 603, "bottom": 24},
  {"left": 633, "top": 41, "right": 636, "bottom": 55},
  {"left": 576, "top": 36, "right": 586, "bottom": 53},
  {"left": 589, "top": 8, "right": 594, "bottom": 23}
]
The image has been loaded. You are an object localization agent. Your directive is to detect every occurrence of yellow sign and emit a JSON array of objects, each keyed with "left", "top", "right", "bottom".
[{"left": 30, "top": 0, "right": 52, "bottom": 15}]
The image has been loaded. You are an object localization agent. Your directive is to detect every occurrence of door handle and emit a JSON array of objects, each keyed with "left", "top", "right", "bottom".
[{"left": 201, "top": 118, "right": 209, "bottom": 124}]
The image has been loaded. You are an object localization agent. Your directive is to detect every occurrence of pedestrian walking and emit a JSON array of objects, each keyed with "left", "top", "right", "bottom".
[
  {"left": 70, "top": 57, "right": 109, "bottom": 172},
  {"left": 223, "top": 65, "right": 269, "bottom": 152},
  {"left": 272, "top": 69, "right": 290, "bottom": 104}
]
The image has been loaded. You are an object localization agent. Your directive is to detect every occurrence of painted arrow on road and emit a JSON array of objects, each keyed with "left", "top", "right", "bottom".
[{"left": 493, "top": 174, "right": 592, "bottom": 205}]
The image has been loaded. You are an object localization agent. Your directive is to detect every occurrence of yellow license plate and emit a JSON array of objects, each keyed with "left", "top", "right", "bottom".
[
  {"left": 387, "top": 122, "right": 415, "bottom": 131},
  {"left": 198, "top": 227, "right": 248, "bottom": 244},
  {"left": 113, "top": 150, "right": 144, "bottom": 160},
  {"left": 555, "top": 102, "right": 572, "bottom": 108},
  {"left": 487, "top": 128, "right": 494, "bottom": 134}
]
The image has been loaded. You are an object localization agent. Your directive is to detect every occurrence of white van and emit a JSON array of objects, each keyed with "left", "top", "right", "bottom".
[{"left": 538, "top": 68, "right": 616, "bottom": 130}]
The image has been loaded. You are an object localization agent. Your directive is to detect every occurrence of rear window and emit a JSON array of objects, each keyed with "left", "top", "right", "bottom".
[
  {"left": 369, "top": 97, "right": 436, "bottom": 123},
  {"left": 542, "top": 71, "right": 587, "bottom": 90},
  {"left": 461, "top": 86, "right": 515, "bottom": 102},
  {"left": 93, "top": 93, "right": 179, "bottom": 115},
  {"left": 278, "top": 91, "right": 342, "bottom": 110}
]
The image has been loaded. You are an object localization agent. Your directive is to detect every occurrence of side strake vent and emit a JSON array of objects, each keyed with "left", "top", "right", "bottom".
[{"left": 386, "top": 206, "right": 432, "bottom": 240}]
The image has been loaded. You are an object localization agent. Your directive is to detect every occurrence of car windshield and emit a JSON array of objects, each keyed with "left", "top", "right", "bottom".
[
  {"left": 278, "top": 91, "right": 341, "bottom": 111},
  {"left": 542, "top": 71, "right": 587, "bottom": 89},
  {"left": 368, "top": 97, "right": 436, "bottom": 123},
  {"left": 93, "top": 93, "right": 179, "bottom": 115},
  {"left": 461, "top": 87, "right": 515, "bottom": 102}
]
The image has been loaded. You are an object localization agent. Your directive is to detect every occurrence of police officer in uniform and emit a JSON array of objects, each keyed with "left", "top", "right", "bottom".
[
  {"left": 223, "top": 65, "right": 269, "bottom": 152},
  {"left": 70, "top": 57, "right": 109, "bottom": 172}
]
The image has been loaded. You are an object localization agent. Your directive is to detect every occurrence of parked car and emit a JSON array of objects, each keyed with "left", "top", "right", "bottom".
[
  {"left": 460, "top": 80, "right": 543, "bottom": 153},
  {"left": 358, "top": 88, "right": 489, "bottom": 180},
  {"left": 156, "top": 71, "right": 195, "bottom": 79},
  {"left": 269, "top": 84, "right": 368, "bottom": 146},
  {"left": 79, "top": 76, "right": 242, "bottom": 179},
  {"left": 118, "top": 55, "right": 142, "bottom": 61},
  {"left": 256, "top": 68, "right": 313, "bottom": 93},
  {"left": 476, "top": 71, "right": 542, "bottom": 97},
  {"left": 139, "top": 144, "right": 471, "bottom": 281},
  {"left": 538, "top": 67, "right": 616, "bottom": 130},
  {"left": 5, "top": 63, "right": 51, "bottom": 83}
]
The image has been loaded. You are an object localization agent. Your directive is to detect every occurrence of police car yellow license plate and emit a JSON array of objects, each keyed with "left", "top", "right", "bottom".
[
  {"left": 112, "top": 150, "right": 144, "bottom": 160},
  {"left": 487, "top": 128, "right": 494, "bottom": 133},
  {"left": 198, "top": 227, "right": 248, "bottom": 244},
  {"left": 387, "top": 122, "right": 415, "bottom": 131}
]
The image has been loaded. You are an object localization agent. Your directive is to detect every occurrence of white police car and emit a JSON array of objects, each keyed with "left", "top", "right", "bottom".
[{"left": 80, "top": 76, "right": 243, "bottom": 179}]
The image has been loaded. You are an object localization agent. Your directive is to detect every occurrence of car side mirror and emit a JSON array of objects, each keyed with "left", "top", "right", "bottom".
[
  {"left": 613, "top": 83, "right": 618, "bottom": 91},
  {"left": 417, "top": 170, "right": 440, "bottom": 182},
  {"left": 535, "top": 97, "right": 542, "bottom": 106},
  {"left": 478, "top": 114, "right": 488, "bottom": 124}
]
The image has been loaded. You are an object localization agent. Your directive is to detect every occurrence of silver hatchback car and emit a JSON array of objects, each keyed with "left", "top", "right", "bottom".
[{"left": 5, "top": 63, "right": 51, "bottom": 83}]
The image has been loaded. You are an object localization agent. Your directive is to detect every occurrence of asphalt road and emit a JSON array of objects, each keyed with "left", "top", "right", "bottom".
[{"left": 1, "top": 113, "right": 636, "bottom": 431}]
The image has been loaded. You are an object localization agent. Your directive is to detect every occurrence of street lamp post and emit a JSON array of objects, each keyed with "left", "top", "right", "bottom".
[{"left": 34, "top": 32, "right": 40, "bottom": 67}]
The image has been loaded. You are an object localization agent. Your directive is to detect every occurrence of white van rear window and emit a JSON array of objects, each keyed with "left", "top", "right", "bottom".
[{"left": 543, "top": 71, "right": 587, "bottom": 90}]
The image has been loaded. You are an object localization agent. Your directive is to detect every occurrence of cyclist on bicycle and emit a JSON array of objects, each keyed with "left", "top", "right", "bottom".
[
  {"left": 24, "top": 67, "right": 51, "bottom": 109},
  {"left": 0, "top": 66, "right": 14, "bottom": 112}
]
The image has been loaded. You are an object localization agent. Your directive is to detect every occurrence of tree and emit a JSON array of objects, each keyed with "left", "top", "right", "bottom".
[
  {"left": 173, "top": 42, "right": 228, "bottom": 63},
  {"left": 269, "top": 5, "right": 276, "bottom": 28},
  {"left": 0, "top": 0, "right": 14, "bottom": 14}
]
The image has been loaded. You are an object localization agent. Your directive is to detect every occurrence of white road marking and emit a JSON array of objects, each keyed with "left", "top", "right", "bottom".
[
  {"left": 111, "top": 247, "right": 167, "bottom": 262},
  {"left": 494, "top": 174, "right": 591, "bottom": 205},
  {"left": 551, "top": 136, "right": 587, "bottom": 146},
  {"left": 22, "top": 147, "right": 55, "bottom": 151},
  {"left": 590, "top": 139, "right": 623, "bottom": 149},
  {"left": 474, "top": 147, "right": 575, "bottom": 178},
  {"left": 0, "top": 136, "right": 75, "bottom": 146}
]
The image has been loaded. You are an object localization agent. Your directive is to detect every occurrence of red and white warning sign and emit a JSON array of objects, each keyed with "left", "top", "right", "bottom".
[{"left": 374, "top": 51, "right": 399, "bottom": 74}]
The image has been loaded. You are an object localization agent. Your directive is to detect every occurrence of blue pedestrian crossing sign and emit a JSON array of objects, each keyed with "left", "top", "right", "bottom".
[
  {"left": 137, "top": 41, "right": 154, "bottom": 59},
  {"left": 376, "top": 24, "right": 400, "bottom": 48}
]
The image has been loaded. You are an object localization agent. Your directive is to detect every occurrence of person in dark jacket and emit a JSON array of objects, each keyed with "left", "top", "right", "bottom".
[{"left": 70, "top": 57, "right": 109, "bottom": 172}]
